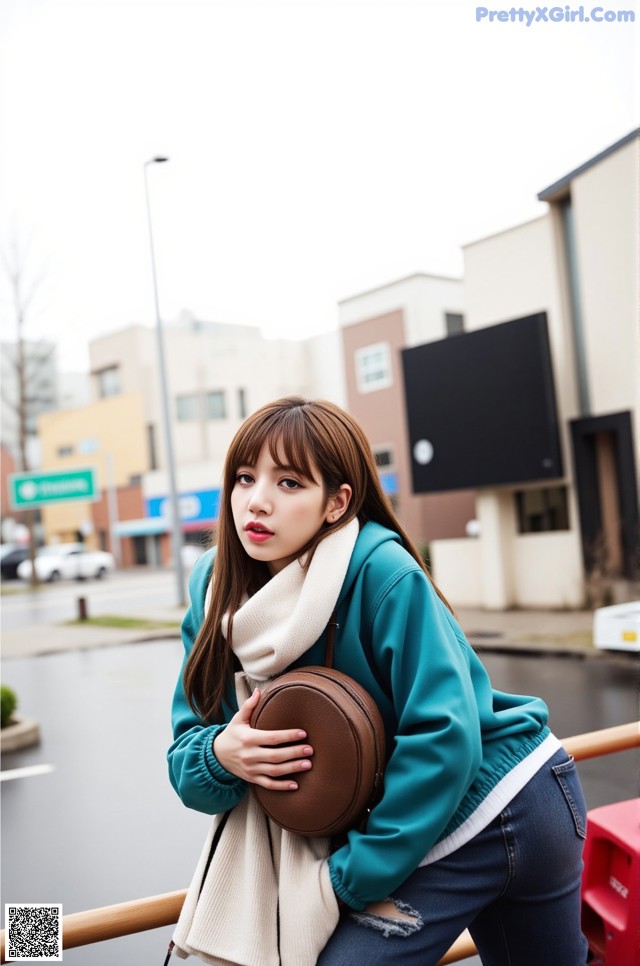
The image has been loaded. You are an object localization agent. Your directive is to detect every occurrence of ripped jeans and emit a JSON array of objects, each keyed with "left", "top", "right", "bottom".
[{"left": 318, "top": 749, "right": 589, "bottom": 966}]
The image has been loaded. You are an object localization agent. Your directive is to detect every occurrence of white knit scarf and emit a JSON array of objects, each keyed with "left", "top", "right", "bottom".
[{"left": 172, "top": 518, "right": 360, "bottom": 966}]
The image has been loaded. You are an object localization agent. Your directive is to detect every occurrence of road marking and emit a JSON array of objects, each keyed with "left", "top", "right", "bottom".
[{"left": 0, "top": 764, "right": 55, "bottom": 782}]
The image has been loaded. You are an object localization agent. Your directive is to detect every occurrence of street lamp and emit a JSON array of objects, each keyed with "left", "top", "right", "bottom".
[{"left": 143, "top": 156, "right": 186, "bottom": 606}]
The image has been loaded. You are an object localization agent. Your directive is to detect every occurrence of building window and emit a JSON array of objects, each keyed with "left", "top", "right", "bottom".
[
  {"left": 57, "top": 445, "right": 74, "bottom": 457},
  {"left": 373, "top": 446, "right": 395, "bottom": 469},
  {"left": 515, "top": 487, "right": 569, "bottom": 533},
  {"left": 176, "top": 394, "right": 199, "bottom": 421},
  {"left": 445, "top": 312, "right": 465, "bottom": 336},
  {"left": 206, "top": 390, "right": 226, "bottom": 420},
  {"left": 238, "top": 388, "right": 248, "bottom": 419},
  {"left": 355, "top": 342, "right": 392, "bottom": 393},
  {"left": 96, "top": 366, "right": 120, "bottom": 398},
  {"left": 78, "top": 437, "right": 99, "bottom": 455}
]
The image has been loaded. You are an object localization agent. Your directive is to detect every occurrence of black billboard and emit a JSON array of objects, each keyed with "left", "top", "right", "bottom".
[{"left": 402, "top": 313, "right": 563, "bottom": 492}]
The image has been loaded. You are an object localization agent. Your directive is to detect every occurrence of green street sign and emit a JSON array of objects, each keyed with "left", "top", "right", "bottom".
[{"left": 8, "top": 468, "right": 99, "bottom": 510}]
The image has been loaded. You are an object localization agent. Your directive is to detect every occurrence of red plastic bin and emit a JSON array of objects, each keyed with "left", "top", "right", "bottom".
[{"left": 581, "top": 798, "right": 640, "bottom": 966}]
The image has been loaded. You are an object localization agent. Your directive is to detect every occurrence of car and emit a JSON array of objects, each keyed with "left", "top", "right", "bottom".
[
  {"left": 0, "top": 545, "right": 30, "bottom": 580},
  {"left": 593, "top": 601, "right": 640, "bottom": 653},
  {"left": 181, "top": 544, "right": 205, "bottom": 569},
  {"left": 16, "top": 543, "right": 116, "bottom": 583}
]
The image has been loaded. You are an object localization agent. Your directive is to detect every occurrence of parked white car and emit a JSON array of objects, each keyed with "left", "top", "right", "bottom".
[
  {"left": 181, "top": 544, "right": 205, "bottom": 570},
  {"left": 17, "top": 543, "right": 116, "bottom": 583},
  {"left": 593, "top": 601, "right": 640, "bottom": 653}
]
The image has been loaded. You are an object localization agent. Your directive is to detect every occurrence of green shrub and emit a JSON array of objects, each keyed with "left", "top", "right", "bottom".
[{"left": 1, "top": 684, "right": 18, "bottom": 728}]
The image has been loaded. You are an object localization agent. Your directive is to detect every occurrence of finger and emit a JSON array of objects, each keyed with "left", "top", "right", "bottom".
[
  {"left": 259, "top": 744, "right": 314, "bottom": 765},
  {"left": 263, "top": 757, "right": 313, "bottom": 778},
  {"left": 252, "top": 775, "right": 302, "bottom": 792},
  {"left": 236, "top": 688, "right": 262, "bottom": 724},
  {"left": 239, "top": 744, "right": 312, "bottom": 774},
  {"left": 255, "top": 728, "right": 308, "bottom": 746}
]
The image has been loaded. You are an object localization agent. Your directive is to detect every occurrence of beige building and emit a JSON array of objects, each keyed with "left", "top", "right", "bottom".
[
  {"left": 90, "top": 314, "right": 345, "bottom": 477},
  {"left": 339, "top": 273, "right": 476, "bottom": 546},
  {"left": 38, "top": 393, "right": 148, "bottom": 553},
  {"left": 34, "top": 315, "right": 346, "bottom": 565},
  {"left": 430, "top": 129, "right": 639, "bottom": 609}
]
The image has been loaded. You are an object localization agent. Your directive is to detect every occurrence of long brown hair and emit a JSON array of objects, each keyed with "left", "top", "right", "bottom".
[{"left": 183, "top": 397, "right": 451, "bottom": 722}]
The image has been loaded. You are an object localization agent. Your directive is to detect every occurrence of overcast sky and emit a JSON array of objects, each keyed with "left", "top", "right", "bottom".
[{"left": 0, "top": 0, "right": 637, "bottom": 372}]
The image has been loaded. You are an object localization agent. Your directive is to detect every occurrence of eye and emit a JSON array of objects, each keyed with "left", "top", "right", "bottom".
[
  {"left": 235, "top": 472, "right": 254, "bottom": 486},
  {"left": 279, "top": 477, "right": 302, "bottom": 490}
]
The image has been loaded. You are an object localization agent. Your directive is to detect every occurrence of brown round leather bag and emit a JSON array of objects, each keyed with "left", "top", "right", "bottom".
[{"left": 249, "top": 617, "right": 386, "bottom": 838}]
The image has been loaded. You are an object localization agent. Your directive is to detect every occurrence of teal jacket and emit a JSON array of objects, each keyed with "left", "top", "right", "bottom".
[{"left": 168, "top": 522, "right": 550, "bottom": 911}]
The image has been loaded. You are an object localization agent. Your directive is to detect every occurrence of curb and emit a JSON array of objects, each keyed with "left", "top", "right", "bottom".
[
  {"left": 1, "top": 629, "right": 181, "bottom": 660},
  {"left": 469, "top": 638, "right": 638, "bottom": 664},
  {"left": 0, "top": 715, "right": 41, "bottom": 752}
]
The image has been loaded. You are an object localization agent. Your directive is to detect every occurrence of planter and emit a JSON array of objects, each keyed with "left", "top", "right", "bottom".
[{"left": 0, "top": 714, "right": 41, "bottom": 752}]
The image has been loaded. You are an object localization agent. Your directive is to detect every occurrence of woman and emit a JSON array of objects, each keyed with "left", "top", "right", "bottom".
[{"left": 167, "top": 396, "right": 588, "bottom": 966}]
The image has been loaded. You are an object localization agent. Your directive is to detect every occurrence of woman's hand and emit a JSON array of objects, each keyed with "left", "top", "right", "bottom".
[{"left": 213, "top": 688, "right": 314, "bottom": 790}]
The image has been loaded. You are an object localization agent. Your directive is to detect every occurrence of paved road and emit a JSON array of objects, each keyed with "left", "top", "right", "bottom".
[{"left": 1, "top": 641, "right": 637, "bottom": 965}]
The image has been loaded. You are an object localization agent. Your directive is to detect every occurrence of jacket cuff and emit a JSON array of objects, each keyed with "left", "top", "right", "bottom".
[
  {"left": 202, "top": 725, "right": 245, "bottom": 787},
  {"left": 328, "top": 858, "right": 368, "bottom": 912}
]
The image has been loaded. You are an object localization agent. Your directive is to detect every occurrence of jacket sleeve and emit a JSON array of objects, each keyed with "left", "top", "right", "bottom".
[
  {"left": 328, "top": 568, "right": 483, "bottom": 910},
  {"left": 167, "top": 551, "right": 248, "bottom": 815}
]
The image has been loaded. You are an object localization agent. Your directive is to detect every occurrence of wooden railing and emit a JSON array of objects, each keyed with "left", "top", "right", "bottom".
[{"left": 1, "top": 721, "right": 638, "bottom": 965}]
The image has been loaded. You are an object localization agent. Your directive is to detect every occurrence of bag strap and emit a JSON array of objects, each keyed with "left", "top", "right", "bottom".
[
  {"left": 325, "top": 610, "right": 339, "bottom": 669},
  {"left": 163, "top": 810, "right": 231, "bottom": 963}
]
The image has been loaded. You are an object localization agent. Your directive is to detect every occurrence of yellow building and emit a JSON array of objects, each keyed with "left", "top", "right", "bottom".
[{"left": 38, "top": 393, "right": 148, "bottom": 550}]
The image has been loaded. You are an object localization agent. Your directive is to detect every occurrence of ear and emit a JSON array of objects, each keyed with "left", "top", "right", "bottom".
[{"left": 325, "top": 484, "right": 353, "bottom": 524}]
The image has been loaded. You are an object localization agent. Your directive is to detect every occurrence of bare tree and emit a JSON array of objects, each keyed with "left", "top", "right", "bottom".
[{"left": 1, "top": 232, "right": 55, "bottom": 586}]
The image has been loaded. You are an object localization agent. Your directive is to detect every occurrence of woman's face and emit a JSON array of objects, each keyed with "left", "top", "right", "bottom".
[{"left": 230, "top": 442, "right": 347, "bottom": 575}]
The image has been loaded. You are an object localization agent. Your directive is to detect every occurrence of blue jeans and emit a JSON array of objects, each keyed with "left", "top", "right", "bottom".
[{"left": 319, "top": 748, "right": 589, "bottom": 965}]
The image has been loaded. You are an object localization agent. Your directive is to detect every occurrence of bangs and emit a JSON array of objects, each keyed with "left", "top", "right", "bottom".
[{"left": 229, "top": 405, "right": 321, "bottom": 483}]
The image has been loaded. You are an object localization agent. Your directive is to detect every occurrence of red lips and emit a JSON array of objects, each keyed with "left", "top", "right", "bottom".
[
  {"left": 245, "top": 522, "right": 274, "bottom": 534},
  {"left": 245, "top": 522, "right": 274, "bottom": 543}
]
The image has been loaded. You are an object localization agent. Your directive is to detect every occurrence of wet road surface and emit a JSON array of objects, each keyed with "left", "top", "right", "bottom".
[{"left": 1, "top": 642, "right": 637, "bottom": 965}]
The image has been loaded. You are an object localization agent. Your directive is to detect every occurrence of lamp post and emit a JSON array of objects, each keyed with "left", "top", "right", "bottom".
[{"left": 143, "top": 156, "right": 186, "bottom": 606}]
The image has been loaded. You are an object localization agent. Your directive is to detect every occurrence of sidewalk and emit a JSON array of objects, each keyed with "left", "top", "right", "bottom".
[
  {"left": 456, "top": 606, "right": 597, "bottom": 656},
  {"left": 1, "top": 603, "right": 183, "bottom": 660},
  {"left": 1, "top": 601, "right": 629, "bottom": 661}
]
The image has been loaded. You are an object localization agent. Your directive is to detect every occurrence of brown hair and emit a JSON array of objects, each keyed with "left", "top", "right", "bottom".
[{"left": 183, "top": 397, "right": 450, "bottom": 721}]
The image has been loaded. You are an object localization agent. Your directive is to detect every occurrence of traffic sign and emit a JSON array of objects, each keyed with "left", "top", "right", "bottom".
[{"left": 8, "top": 468, "right": 99, "bottom": 510}]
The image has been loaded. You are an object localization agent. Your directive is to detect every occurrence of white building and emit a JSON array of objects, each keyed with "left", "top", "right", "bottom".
[
  {"left": 429, "top": 129, "right": 639, "bottom": 609},
  {"left": 1, "top": 339, "right": 58, "bottom": 469},
  {"left": 86, "top": 313, "right": 346, "bottom": 558}
]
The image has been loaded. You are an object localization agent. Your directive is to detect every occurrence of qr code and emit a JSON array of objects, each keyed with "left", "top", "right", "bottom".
[{"left": 5, "top": 904, "right": 63, "bottom": 961}]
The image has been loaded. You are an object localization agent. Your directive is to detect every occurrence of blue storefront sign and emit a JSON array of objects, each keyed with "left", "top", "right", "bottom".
[
  {"left": 146, "top": 488, "right": 221, "bottom": 525},
  {"left": 379, "top": 472, "right": 398, "bottom": 495}
]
